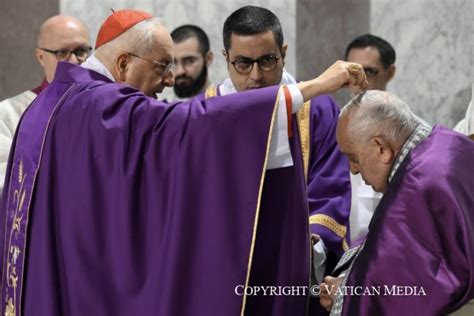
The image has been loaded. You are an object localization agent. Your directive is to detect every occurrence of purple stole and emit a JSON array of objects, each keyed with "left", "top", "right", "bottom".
[{"left": 0, "top": 84, "right": 74, "bottom": 315}]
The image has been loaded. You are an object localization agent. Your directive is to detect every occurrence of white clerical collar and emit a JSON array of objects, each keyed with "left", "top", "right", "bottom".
[
  {"left": 81, "top": 55, "right": 116, "bottom": 82},
  {"left": 219, "top": 69, "right": 297, "bottom": 96}
]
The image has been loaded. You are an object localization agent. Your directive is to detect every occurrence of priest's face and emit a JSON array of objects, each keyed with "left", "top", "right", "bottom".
[
  {"left": 346, "top": 46, "right": 395, "bottom": 91},
  {"left": 36, "top": 16, "right": 90, "bottom": 82},
  {"left": 173, "top": 37, "right": 212, "bottom": 98},
  {"left": 119, "top": 27, "right": 175, "bottom": 98},
  {"left": 336, "top": 113, "right": 392, "bottom": 193},
  {"left": 224, "top": 31, "right": 287, "bottom": 92}
]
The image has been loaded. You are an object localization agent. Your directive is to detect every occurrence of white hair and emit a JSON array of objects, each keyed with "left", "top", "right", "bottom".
[
  {"left": 95, "top": 18, "right": 164, "bottom": 58},
  {"left": 341, "top": 90, "right": 423, "bottom": 146}
]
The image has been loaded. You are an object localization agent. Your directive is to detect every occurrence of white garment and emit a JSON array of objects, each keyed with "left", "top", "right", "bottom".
[
  {"left": 349, "top": 173, "right": 383, "bottom": 242},
  {"left": 218, "top": 70, "right": 304, "bottom": 169},
  {"left": 0, "top": 90, "right": 37, "bottom": 198},
  {"left": 454, "top": 85, "right": 473, "bottom": 136},
  {"left": 454, "top": 101, "right": 472, "bottom": 135},
  {"left": 81, "top": 55, "right": 115, "bottom": 82}
]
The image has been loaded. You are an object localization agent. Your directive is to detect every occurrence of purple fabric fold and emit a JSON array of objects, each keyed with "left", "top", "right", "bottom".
[{"left": 307, "top": 95, "right": 351, "bottom": 257}]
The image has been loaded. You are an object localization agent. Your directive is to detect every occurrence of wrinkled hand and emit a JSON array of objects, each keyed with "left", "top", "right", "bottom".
[
  {"left": 319, "top": 276, "right": 344, "bottom": 312},
  {"left": 315, "top": 60, "right": 368, "bottom": 94}
]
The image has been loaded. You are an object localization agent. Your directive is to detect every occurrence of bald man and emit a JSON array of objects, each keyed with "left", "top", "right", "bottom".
[{"left": 0, "top": 15, "right": 90, "bottom": 197}]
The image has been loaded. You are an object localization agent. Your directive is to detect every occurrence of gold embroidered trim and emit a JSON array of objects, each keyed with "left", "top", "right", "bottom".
[
  {"left": 204, "top": 85, "right": 217, "bottom": 98},
  {"left": 240, "top": 87, "right": 281, "bottom": 316},
  {"left": 309, "top": 214, "right": 347, "bottom": 239},
  {"left": 342, "top": 239, "right": 349, "bottom": 252},
  {"left": 2, "top": 85, "right": 75, "bottom": 316},
  {"left": 3, "top": 159, "right": 27, "bottom": 316},
  {"left": 296, "top": 101, "right": 311, "bottom": 180}
]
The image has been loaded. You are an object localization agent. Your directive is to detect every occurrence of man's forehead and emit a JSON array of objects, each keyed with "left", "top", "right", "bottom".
[
  {"left": 336, "top": 115, "right": 353, "bottom": 147},
  {"left": 151, "top": 29, "right": 174, "bottom": 61},
  {"left": 45, "top": 29, "right": 89, "bottom": 49},
  {"left": 347, "top": 46, "right": 382, "bottom": 65},
  {"left": 173, "top": 37, "right": 201, "bottom": 56},
  {"left": 228, "top": 31, "right": 279, "bottom": 56}
]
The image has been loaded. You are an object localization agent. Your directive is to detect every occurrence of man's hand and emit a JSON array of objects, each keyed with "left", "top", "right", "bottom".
[
  {"left": 297, "top": 61, "right": 368, "bottom": 102},
  {"left": 311, "top": 233, "right": 321, "bottom": 244},
  {"left": 319, "top": 275, "right": 344, "bottom": 312}
]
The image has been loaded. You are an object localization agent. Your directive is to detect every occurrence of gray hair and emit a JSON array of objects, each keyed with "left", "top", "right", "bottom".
[
  {"left": 341, "top": 90, "right": 422, "bottom": 146},
  {"left": 95, "top": 18, "right": 163, "bottom": 58}
]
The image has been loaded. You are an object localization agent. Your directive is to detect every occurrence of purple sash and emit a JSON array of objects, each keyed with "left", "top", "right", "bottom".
[{"left": 1, "top": 85, "right": 74, "bottom": 316}]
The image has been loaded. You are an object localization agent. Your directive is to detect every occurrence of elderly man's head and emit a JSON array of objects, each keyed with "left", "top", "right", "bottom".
[
  {"left": 36, "top": 15, "right": 90, "bottom": 82},
  {"left": 95, "top": 18, "right": 175, "bottom": 98},
  {"left": 336, "top": 91, "right": 420, "bottom": 193}
]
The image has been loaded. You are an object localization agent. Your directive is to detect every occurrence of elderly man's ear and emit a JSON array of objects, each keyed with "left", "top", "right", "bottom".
[
  {"left": 115, "top": 53, "right": 131, "bottom": 82},
  {"left": 373, "top": 137, "right": 396, "bottom": 164}
]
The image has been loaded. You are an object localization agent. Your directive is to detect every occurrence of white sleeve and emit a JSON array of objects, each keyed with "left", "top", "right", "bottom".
[{"left": 266, "top": 84, "right": 304, "bottom": 170}]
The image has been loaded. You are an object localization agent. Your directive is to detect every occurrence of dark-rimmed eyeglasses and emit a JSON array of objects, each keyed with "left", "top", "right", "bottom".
[
  {"left": 128, "top": 53, "right": 175, "bottom": 76},
  {"left": 40, "top": 46, "right": 92, "bottom": 61},
  {"left": 230, "top": 55, "right": 280, "bottom": 74}
]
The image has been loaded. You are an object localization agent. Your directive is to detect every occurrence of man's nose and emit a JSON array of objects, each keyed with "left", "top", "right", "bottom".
[
  {"left": 67, "top": 53, "right": 81, "bottom": 65},
  {"left": 173, "top": 62, "right": 185, "bottom": 77},
  {"left": 163, "top": 70, "right": 175, "bottom": 87},
  {"left": 249, "top": 61, "right": 263, "bottom": 81}
]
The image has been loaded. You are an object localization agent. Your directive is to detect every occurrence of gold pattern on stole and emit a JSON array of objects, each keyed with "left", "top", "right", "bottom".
[
  {"left": 309, "top": 214, "right": 349, "bottom": 251},
  {"left": 204, "top": 85, "right": 217, "bottom": 98},
  {"left": 4, "top": 160, "right": 27, "bottom": 316},
  {"left": 296, "top": 101, "right": 311, "bottom": 180}
]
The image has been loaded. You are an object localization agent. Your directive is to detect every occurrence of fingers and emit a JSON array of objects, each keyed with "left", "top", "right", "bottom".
[
  {"left": 320, "top": 296, "right": 333, "bottom": 311},
  {"left": 346, "top": 62, "right": 368, "bottom": 91},
  {"left": 311, "top": 233, "right": 320, "bottom": 243},
  {"left": 319, "top": 284, "right": 333, "bottom": 311},
  {"left": 323, "top": 276, "right": 339, "bottom": 285}
]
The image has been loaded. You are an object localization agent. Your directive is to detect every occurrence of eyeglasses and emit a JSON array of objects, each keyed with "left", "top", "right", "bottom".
[
  {"left": 129, "top": 53, "right": 175, "bottom": 76},
  {"left": 230, "top": 54, "right": 280, "bottom": 74},
  {"left": 40, "top": 46, "right": 92, "bottom": 61}
]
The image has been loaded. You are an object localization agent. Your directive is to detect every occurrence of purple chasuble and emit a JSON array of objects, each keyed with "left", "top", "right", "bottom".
[
  {"left": 305, "top": 96, "right": 351, "bottom": 257},
  {"left": 343, "top": 127, "right": 474, "bottom": 315},
  {"left": 200, "top": 87, "right": 351, "bottom": 315},
  {"left": 200, "top": 88, "right": 351, "bottom": 258},
  {"left": 0, "top": 63, "right": 310, "bottom": 315}
]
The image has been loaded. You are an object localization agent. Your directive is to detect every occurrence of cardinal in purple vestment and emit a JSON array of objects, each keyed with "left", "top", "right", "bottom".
[{"left": 0, "top": 9, "right": 369, "bottom": 316}]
